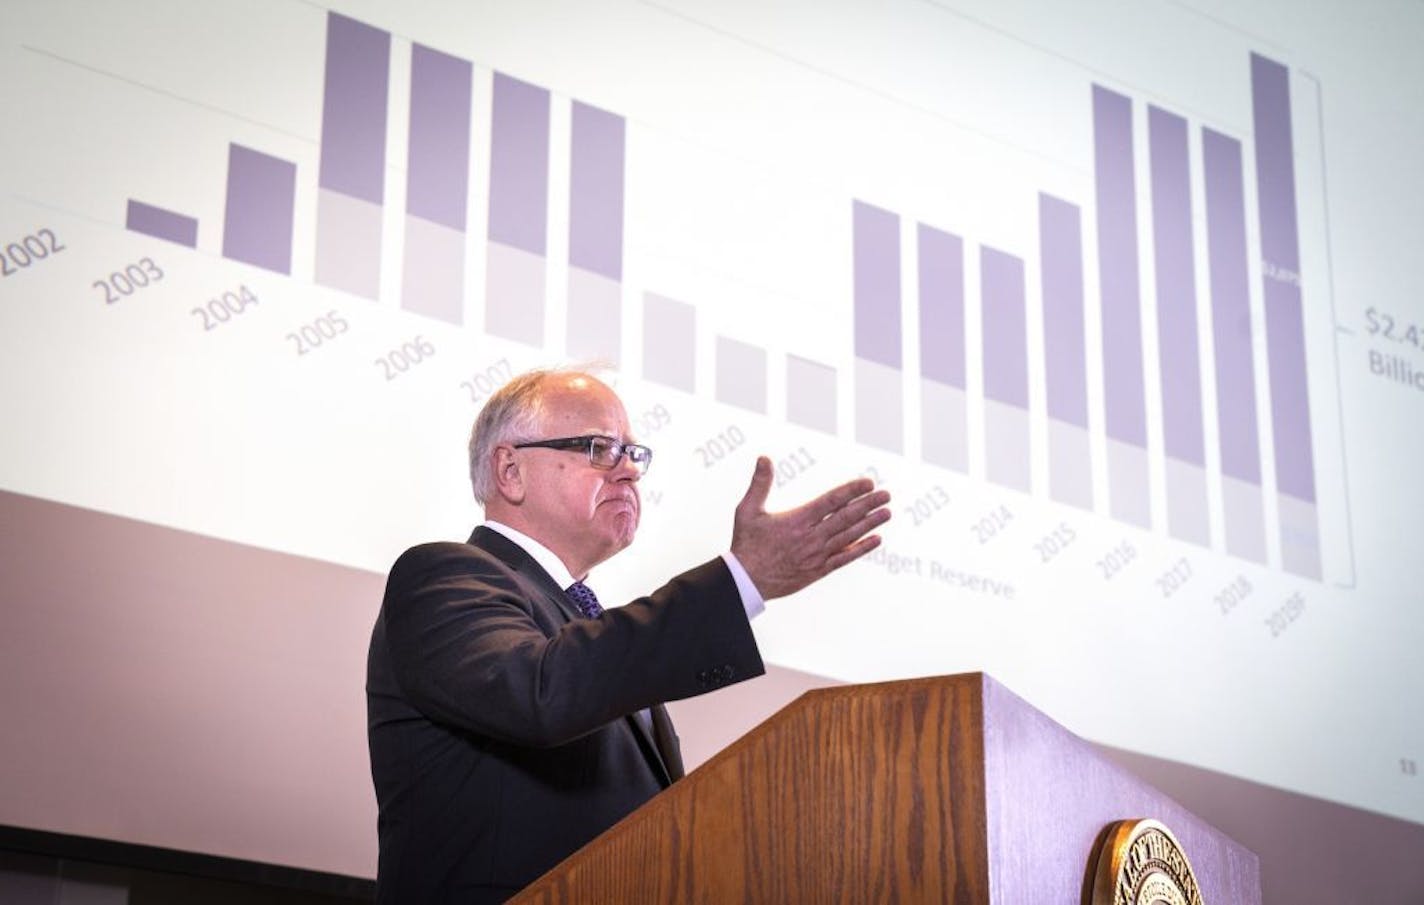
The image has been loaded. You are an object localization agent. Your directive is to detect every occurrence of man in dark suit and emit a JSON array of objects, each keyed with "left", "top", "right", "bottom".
[{"left": 366, "top": 368, "right": 890, "bottom": 903}]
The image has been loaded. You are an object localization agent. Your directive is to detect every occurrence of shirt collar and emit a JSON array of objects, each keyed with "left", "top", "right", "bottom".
[{"left": 482, "top": 520, "right": 579, "bottom": 589}]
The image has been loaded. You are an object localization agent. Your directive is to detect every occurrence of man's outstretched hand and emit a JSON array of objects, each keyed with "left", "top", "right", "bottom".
[{"left": 730, "top": 456, "right": 892, "bottom": 600}]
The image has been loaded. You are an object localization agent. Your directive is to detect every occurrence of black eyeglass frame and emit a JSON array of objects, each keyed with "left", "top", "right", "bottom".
[{"left": 512, "top": 435, "right": 653, "bottom": 473}]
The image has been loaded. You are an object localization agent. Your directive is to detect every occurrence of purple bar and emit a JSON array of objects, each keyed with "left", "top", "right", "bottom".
[
  {"left": 318, "top": 13, "right": 390, "bottom": 204},
  {"left": 407, "top": 45, "right": 472, "bottom": 230},
  {"left": 222, "top": 144, "right": 295, "bottom": 274},
  {"left": 1039, "top": 193, "right": 1088, "bottom": 429},
  {"left": 1093, "top": 85, "right": 1148, "bottom": 448},
  {"left": 981, "top": 245, "right": 1028, "bottom": 409},
  {"left": 917, "top": 223, "right": 964, "bottom": 388},
  {"left": 1251, "top": 53, "right": 1316, "bottom": 504},
  {"left": 488, "top": 73, "right": 550, "bottom": 256},
  {"left": 126, "top": 200, "right": 197, "bottom": 248},
  {"left": 1202, "top": 128, "right": 1262, "bottom": 485},
  {"left": 1148, "top": 106, "right": 1206, "bottom": 467},
  {"left": 569, "top": 101, "right": 625, "bottom": 281},
  {"left": 853, "top": 200, "right": 902, "bottom": 368}
]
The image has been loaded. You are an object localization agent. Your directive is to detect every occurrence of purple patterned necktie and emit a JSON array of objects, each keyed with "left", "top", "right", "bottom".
[{"left": 565, "top": 581, "right": 604, "bottom": 619}]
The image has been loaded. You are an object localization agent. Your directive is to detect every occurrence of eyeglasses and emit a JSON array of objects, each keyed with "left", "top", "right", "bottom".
[{"left": 513, "top": 435, "right": 653, "bottom": 475}]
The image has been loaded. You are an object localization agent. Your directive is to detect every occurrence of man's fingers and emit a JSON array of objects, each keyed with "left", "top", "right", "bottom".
[
  {"left": 736, "top": 455, "right": 774, "bottom": 515},
  {"left": 840, "top": 489, "right": 891, "bottom": 523},
  {"left": 822, "top": 504, "right": 892, "bottom": 555},
  {"left": 813, "top": 488, "right": 890, "bottom": 539},
  {"left": 800, "top": 476, "right": 878, "bottom": 523},
  {"left": 740, "top": 471, "right": 890, "bottom": 600},
  {"left": 823, "top": 533, "right": 884, "bottom": 573}
]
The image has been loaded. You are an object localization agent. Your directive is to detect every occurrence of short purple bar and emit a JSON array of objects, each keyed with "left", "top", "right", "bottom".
[
  {"left": 852, "top": 200, "right": 902, "bottom": 369},
  {"left": 488, "top": 72, "right": 551, "bottom": 256},
  {"left": 126, "top": 199, "right": 197, "bottom": 248},
  {"left": 1251, "top": 53, "right": 1316, "bottom": 504},
  {"left": 1092, "top": 84, "right": 1148, "bottom": 448},
  {"left": 917, "top": 223, "right": 964, "bottom": 388},
  {"left": 1148, "top": 106, "right": 1206, "bottom": 467},
  {"left": 981, "top": 245, "right": 1028, "bottom": 409},
  {"left": 407, "top": 44, "right": 472, "bottom": 230},
  {"left": 318, "top": 13, "right": 390, "bottom": 204},
  {"left": 1202, "top": 128, "right": 1262, "bottom": 485},
  {"left": 569, "top": 101, "right": 625, "bottom": 281},
  {"left": 222, "top": 144, "right": 296, "bottom": 274},
  {"left": 1039, "top": 193, "right": 1088, "bottom": 429}
]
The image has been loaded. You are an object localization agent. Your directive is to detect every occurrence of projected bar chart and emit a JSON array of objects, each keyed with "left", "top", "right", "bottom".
[
  {"left": 100, "top": 6, "right": 1331, "bottom": 579},
  {"left": 402, "top": 44, "right": 473, "bottom": 325},
  {"left": 1252, "top": 53, "right": 1321, "bottom": 580},
  {"left": 14, "top": 2, "right": 1408, "bottom": 857},
  {"left": 852, "top": 200, "right": 905, "bottom": 454},
  {"left": 567, "top": 102, "right": 627, "bottom": 364},
  {"left": 222, "top": 144, "right": 295, "bottom": 275},
  {"left": 716, "top": 336, "right": 768, "bottom": 414},
  {"left": 486, "top": 72, "right": 551, "bottom": 346},
  {"left": 1203, "top": 127, "right": 1268, "bottom": 564},
  {"left": 786, "top": 354, "right": 838, "bottom": 435},
  {"left": 643, "top": 292, "right": 696, "bottom": 392},
  {"left": 1093, "top": 84, "right": 1152, "bottom": 529},
  {"left": 917, "top": 223, "right": 968, "bottom": 473},
  {"left": 840, "top": 53, "right": 1322, "bottom": 576},
  {"left": 1148, "top": 105, "right": 1210, "bottom": 546},
  {"left": 981, "top": 246, "right": 1030, "bottom": 492},
  {"left": 314, "top": 13, "right": 389, "bottom": 298},
  {"left": 126, "top": 200, "right": 197, "bottom": 248},
  {"left": 1039, "top": 193, "right": 1092, "bottom": 511}
]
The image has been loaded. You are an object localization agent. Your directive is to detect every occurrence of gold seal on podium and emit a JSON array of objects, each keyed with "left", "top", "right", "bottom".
[{"left": 1091, "top": 818, "right": 1204, "bottom": 905}]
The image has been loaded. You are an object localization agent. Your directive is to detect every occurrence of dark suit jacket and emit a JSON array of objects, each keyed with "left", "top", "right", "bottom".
[{"left": 366, "top": 527, "right": 764, "bottom": 903}]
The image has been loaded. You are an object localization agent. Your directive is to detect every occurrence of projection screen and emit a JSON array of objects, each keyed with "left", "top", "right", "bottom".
[{"left": 2, "top": 0, "right": 1421, "bottom": 884}]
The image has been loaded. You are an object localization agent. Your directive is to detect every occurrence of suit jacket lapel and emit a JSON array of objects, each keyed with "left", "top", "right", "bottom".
[
  {"left": 469, "top": 525, "right": 679, "bottom": 786},
  {"left": 468, "top": 526, "right": 582, "bottom": 622},
  {"left": 649, "top": 705, "right": 684, "bottom": 782},
  {"left": 621, "top": 705, "right": 681, "bottom": 788}
]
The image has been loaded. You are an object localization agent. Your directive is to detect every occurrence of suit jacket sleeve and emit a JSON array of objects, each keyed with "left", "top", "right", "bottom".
[{"left": 379, "top": 541, "right": 765, "bottom": 748}]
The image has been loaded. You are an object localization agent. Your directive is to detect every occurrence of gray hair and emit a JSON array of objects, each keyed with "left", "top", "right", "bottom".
[{"left": 468, "top": 365, "right": 607, "bottom": 503}]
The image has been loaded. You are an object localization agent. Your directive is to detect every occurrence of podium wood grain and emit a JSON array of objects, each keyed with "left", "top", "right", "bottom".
[
  {"left": 512, "top": 672, "right": 1260, "bottom": 903},
  {"left": 512, "top": 674, "right": 991, "bottom": 903}
]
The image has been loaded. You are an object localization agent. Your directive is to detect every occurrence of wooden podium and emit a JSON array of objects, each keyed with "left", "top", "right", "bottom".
[{"left": 512, "top": 673, "right": 1260, "bottom": 903}]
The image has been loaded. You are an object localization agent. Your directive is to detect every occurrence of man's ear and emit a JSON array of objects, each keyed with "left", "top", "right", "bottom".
[{"left": 491, "top": 445, "right": 526, "bottom": 504}]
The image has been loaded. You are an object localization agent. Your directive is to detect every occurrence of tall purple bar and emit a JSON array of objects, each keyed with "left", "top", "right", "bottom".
[
  {"left": 853, "top": 200, "right": 903, "bottom": 368},
  {"left": 406, "top": 46, "right": 472, "bottom": 231},
  {"left": 569, "top": 102, "right": 625, "bottom": 282},
  {"left": 1148, "top": 105, "right": 1210, "bottom": 545},
  {"left": 489, "top": 73, "right": 550, "bottom": 255},
  {"left": 1093, "top": 84, "right": 1151, "bottom": 527},
  {"left": 567, "top": 101, "right": 626, "bottom": 363},
  {"left": 127, "top": 200, "right": 198, "bottom": 248},
  {"left": 222, "top": 144, "right": 295, "bottom": 275},
  {"left": 1039, "top": 193, "right": 1092, "bottom": 509},
  {"left": 918, "top": 225, "right": 965, "bottom": 389},
  {"left": 485, "top": 72, "right": 551, "bottom": 345},
  {"left": 402, "top": 44, "right": 472, "bottom": 324},
  {"left": 918, "top": 223, "right": 967, "bottom": 471},
  {"left": 1203, "top": 127, "right": 1267, "bottom": 563},
  {"left": 314, "top": 13, "right": 390, "bottom": 298},
  {"left": 1251, "top": 53, "right": 1320, "bottom": 578},
  {"left": 982, "top": 245, "right": 1030, "bottom": 491},
  {"left": 853, "top": 200, "right": 903, "bottom": 452}
]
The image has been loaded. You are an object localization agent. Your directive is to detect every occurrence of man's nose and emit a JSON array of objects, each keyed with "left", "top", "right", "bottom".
[{"left": 609, "top": 452, "right": 641, "bottom": 482}]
